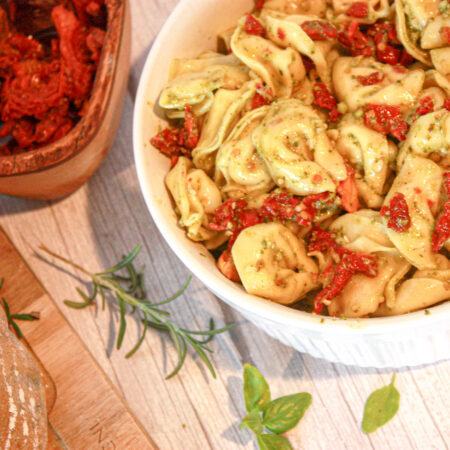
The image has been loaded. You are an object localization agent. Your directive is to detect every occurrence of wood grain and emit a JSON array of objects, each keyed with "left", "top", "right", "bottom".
[
  {"left": 0, "top": 228, "right": 156, "bottom": 449},
  {"left": 0, "top": 1, "right": 449, "bottom": 449}
]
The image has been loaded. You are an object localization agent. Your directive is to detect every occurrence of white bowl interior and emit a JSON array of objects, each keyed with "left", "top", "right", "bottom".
[{"left": 133, "top": 0, "right": 450, "bottom": 341}]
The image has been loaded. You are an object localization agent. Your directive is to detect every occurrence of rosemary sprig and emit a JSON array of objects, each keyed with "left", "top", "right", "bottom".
[
  {"left": 0, "top": 278, "right": 40, "bottom": 338},
  {"left": 38, "top": 245, "right": 234, "bottom": 379}
]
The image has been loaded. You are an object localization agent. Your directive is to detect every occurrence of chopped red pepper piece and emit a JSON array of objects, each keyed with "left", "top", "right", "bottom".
[
  {"left": 444, "top": 99, "right": 450, "bottom": 111},
  {"left": 415, "top": 96, "right": 434, "bottom": 116},
  {"left": 363, "top": 104, "right": 409, "bottom": 140},
  {"left": 357, "top": 72, "right": 385, "bottom": 86},
  {"left": 307, "top": 228, "right": 378, "bottom": 313},
  {"left": 346, "top": 2, "right": 369, "bottom": 18},
  {"left": 210, "top": 199, "right": 263, "bottom": 248},
  {"left": 313, "top": 83, "right": 341, "bottom": 122},
  {"left": 380, "top": 192, "right": 411, "bottom": 232},
  {"left": 301, "top": 21, "right": 338, "bottom": 40},
  {"left": 337, "top": 163, "right": 360, "bottom": 213},
  {"left": 245, "top": 14, "right": 265, "bottom": 37},
  {"left": 432, "top": 172, "right": 450, "bottom": 253},
  {"left": 338, "top": 21, "right": 374, "bottom": 58}
]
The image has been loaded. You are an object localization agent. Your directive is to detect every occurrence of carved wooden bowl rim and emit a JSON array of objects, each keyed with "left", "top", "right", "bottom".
[{"left": 0, "top": 0, "right": 126, "bottom": 177}]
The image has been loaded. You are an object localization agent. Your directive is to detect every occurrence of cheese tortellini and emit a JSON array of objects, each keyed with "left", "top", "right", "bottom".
[
  {"left": 152, "top": 1, "right": 450, "bottom": 319},
  {"left": 232, "top": 223, "right": 318, "bottom": 304}
]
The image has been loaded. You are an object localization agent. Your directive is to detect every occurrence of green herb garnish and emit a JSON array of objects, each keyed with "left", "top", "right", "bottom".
[
  {"left": 239, "top": 364, "right": 312, "bottom": 449},
  {"left": 362, "top": 373, "right": 400, "bottom": 434},
  {"left": 38, "top": 245, "right": 234, "bottom": 379},
  {"left": 0, "top": 278, "right": 40, "bottom": 338}
]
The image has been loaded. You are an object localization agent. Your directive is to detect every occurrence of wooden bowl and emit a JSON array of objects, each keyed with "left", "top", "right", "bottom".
[{"left": 0, "top": 0, "right": 131, "bottom": 200}]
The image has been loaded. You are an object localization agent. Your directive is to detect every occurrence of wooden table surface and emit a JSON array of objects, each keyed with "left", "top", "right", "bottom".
[{"left": 1, "top": 1, "right": 449, "bottom": 449}]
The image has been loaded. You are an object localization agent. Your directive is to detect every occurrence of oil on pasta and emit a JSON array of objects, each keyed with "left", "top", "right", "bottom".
[{"left": 150, "top": 0, "right": 450, "bottom": 318}]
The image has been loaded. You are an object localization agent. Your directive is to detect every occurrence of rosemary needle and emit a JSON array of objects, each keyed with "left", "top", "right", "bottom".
[
  {"left": 38, "top": 245, "right": 234, "bottom": 379},
  {"left": 0, "top": 278, "right": 40, "bottom": 338}
]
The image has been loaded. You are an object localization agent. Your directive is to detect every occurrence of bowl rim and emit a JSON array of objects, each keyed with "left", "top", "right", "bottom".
[
  {"left": 0, "top": 0, "right": 127, "bottom": 178},
  {"left": 133, "top": 0, "right": 450, "bottom": 337}
]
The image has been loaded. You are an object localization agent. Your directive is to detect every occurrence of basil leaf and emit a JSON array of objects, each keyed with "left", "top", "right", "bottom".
[
  {"left": 262, "top": 393, "right": 312, "bottom": 434},
  {"left": 257, "top": 433, "right": 293, "bottom": 450},
  {"left": 239, "top": 408, "right": 263, "bottom": 436},
  {"left": 362, "top": 374, "right": 400, "bottom": 434},
  {"left": 243, "top": 364, "right": 271, "bottom": 412}
]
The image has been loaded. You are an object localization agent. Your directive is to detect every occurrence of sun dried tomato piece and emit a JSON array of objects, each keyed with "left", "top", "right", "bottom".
[
  {"left": 151, "top": 127, "right": 188, "bottom": 168},
  {"left": 245, "top": 14, "right": 265, "bottom": 37},
  {"left": 11, "top": 118, "right": 35, "bottom": 148},
  {"left": 210, "top": 199, "right": 263, "bottom": 248},
  {"left": 432, "top": 172, "right": 450, "bottom": 253},
  {"left": 277, "top": 27, "right": 286, "bottom": 40},
  {"left": 363, "top": 104, "right": 408, "bottom": 140},
  {"left": 72, "top": 0, "right": 105, "bottom": 22},
  {"left": 346, "top": 2, "right": 369, "bottom": 18},
  {"left": 441, "top": 26, "right": 450, "bottom": 45},
  {"left": 1, "top": 59, "right": 64, "bottom": 121},
  {"left": 313, "top": 83, "right": 341, "bottom": 121},
  {"left": 377, "top": 44, "right": 401, "bottom": 65},
  {"left": 416, "top": 96, "right": 434, "bottom": 116},
  {"left": 255, "top": 0, "right": 265, "bottom": 10},
  {"left": 182, "top": 104, "right": 200, "bottom": 149},
  {"left": 357, "top": 72, "right": 384, "bottom": 86},
  {"left": 337, "top": 163, "right": 360, "bottom": 213},
  {"left": 313, "top": 251, "right": 378, "bottom": 313},
  {"left": 34, "top": 101, "right": 73, "bottom": 144},
  {"left": 338, "top": 21, "right": 374, "bottom": 57},
  {"left": 260, "top": 191, "right": 333, "bottom": 227},
  {"left": 52, "top": 5, "right": 94, "bottom": 100},
  {"left": 307, "top": 227, "right": 378, "bottom": 313},
  {"left": 380, "top": 192, "right": 411, "bottom": 232},
  {"left": 444, "top": 99, "right": 450, "bottom": 111},
  {"left": 85, "top": 26, "right": 105, "bottom": 64},
  {"left": 301, "top": 21, "right": 337, "bottom": 40},
  {"left": 252, "top": 92, "right": 270, "bottom": 109},
  {"left": 217, "top": 250, "right": 241, "bottom": 281}
]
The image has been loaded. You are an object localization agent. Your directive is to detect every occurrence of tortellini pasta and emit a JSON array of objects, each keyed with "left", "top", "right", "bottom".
[
  {"left": 252, "top": 99, "right": 347, "bottom": 195},
  {"left": 165, "top": 157, "right": 222, "bottom": 241},
  {"left": 232, "top": 223, "right": 318, "bottom": 304},
  {"left": 215, "top": 107, "right": 274, "bottom": 198},
  {"left": 335, "top": 116, "right": 396, "bottom": 207},
  {"left": 231, "top": 16, "right": 305, "bottom": 98},
  {"left": 192, "top": 81, "right": 257, "bottom": 173},
  {"left": 333, "top": 57, "right": 425, "bottom": 112},
  {"left": 398, "top": 108, "right": 450, "bottom": 167},
  {"left": 381, "top": 155, "right": 443, "bottom": 270},
  {"left": 152, "top": 1, "right": 450, "bottom": 318}
]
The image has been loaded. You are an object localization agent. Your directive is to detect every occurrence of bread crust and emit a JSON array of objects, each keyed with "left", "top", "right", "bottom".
[{"left": 0, "top": 308, "right": 47, "bottom": 449}]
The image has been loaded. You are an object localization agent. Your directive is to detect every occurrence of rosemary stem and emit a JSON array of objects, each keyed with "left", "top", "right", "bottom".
[{"left": 39, "top": 245, "right": 93, "bottom": 277}]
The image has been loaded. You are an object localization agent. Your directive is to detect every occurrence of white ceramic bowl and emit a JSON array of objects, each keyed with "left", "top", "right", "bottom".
[{"left": 133, "top": 0, "right": 450, "bottom": 368}]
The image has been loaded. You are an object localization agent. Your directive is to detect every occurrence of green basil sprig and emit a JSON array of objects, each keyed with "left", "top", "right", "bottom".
[
  {"left": 362, "top": 373, "right": 400, "bottom": 434},
  {"left": 239, "top": 364, "right": 312, "bottom": 450}
]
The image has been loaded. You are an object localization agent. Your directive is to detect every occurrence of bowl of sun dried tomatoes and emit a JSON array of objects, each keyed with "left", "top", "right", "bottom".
[{"left": 0, "top": 0, "right": 130, "bottom": 200}]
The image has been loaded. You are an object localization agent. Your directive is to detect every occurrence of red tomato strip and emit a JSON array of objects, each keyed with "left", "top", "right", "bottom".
[
  {"left": 432, "top": 172, "right": 450, "bottom": 253},
  {"left": 380, "top": 192, "right": 412, "bottom": 232},
  {"left": 363, "top": 104, "right": 408, "bottom": 140},
  {"left": 307, "top": 228, "right": 378, "bottom": 314},
  {"left": 346, "top": 2, "right": 369, "bottom": 18},
  {"left": 337, "top": 164, "right": 360, "bottom": 213},
  {"left": 356, "top": 72, "right": 384, "bottom": 85},
  {"left": 209, "top": 199, "right": 263, "bottom": 248},
  {"left": 301, "top": 21, "right": 338, "bottom": 40},
  {"left": 313, "top": 83, "right": 341, "bottom": 122},
  {"left": 245, "top": 14, "right": 265, "bottom": 37}
]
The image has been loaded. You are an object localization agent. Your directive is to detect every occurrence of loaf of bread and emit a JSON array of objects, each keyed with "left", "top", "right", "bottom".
[{"left": 0, "top": 307, "right": 47, "bottom": 449}]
